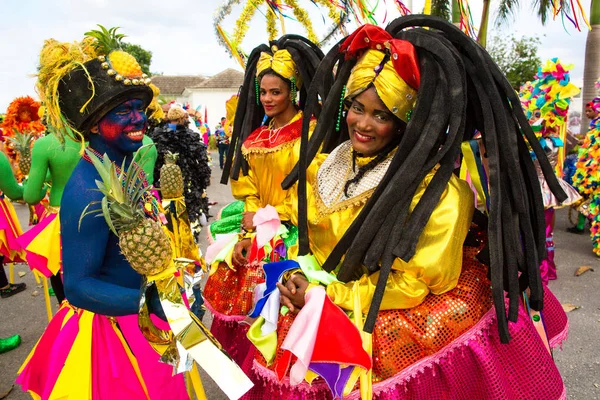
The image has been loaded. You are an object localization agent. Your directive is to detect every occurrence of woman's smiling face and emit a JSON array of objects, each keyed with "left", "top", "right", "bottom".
[{"left": 346, "top": 86, "right": 400, "bottom": 156}]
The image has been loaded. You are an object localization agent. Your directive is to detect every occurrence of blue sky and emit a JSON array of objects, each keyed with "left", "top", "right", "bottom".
[{"left": 0, "top": 0, "right": 591, "bottom": 111}]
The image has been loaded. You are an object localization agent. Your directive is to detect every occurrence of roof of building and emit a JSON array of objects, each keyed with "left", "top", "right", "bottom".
[
  {"left": 193, "top": 68, "right": 244, "bottom": 89},
  {"left": 151, "top": 75, "right": 206, "bottom": 95}
]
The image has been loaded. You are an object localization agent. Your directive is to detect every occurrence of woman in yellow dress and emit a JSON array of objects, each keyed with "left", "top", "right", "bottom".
[
  {"left": 203, "top": 35, "right": 328, "bottom": 366},
  {"left": 242, "top": 18, "right": 569, "bottom": 399}
]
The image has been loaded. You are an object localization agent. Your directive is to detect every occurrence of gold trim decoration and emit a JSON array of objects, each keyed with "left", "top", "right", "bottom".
[{"left": 212, "top": 0, "right": 346, "bottom": 66}]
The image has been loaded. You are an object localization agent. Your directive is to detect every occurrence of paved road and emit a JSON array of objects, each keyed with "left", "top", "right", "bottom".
[{"left": 1, "top": 151, "right": 599, "bottom": 399}]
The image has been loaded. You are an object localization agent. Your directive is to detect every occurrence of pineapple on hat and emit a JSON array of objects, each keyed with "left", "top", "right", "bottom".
[
  {"left": 160, "top": 152, "right": 184, "bottom": 200},
  {"left": 80, "top": 150, "right": 172, "bottom": 276},
  {"left": 7, "top": 131, "right": 34, "bottom": 175},
  {"left": 85, "top": 25, "right": 151, "bottom": 86}
]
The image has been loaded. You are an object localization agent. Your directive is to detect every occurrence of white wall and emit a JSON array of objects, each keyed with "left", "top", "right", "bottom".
[{"left": 185, "top": 89, "right": 239, "bottom": 130}]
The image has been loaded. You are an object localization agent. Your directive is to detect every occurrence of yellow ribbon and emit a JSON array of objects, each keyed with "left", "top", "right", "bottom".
[{"left": 256, "top": 49, "right": 302, "bottom": 88}]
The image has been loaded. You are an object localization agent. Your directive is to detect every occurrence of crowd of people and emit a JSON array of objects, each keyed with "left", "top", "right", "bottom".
[{"left": 0, "top": 13, "right": 596, "bottom": 400}]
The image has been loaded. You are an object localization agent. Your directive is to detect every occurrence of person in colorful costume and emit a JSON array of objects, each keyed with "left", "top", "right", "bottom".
[
  {"left": 573, "top": 96, "right": 600, "bottom": 255},
  {"left": 16, "top": 33, "right": 201, "bottom": 399},
  {"left": 0, "top": 151, "right": 28, "bottom": 296},
  {"left": 203, "top": 35, "right": 326, "bottom": 366},
  {"left": 18, "top": 127, "right": 157, "bottom": 305},
  {"left": 17, "top": 132, "right": 80, "bottom": 304},
  {"left": 150, "top": 106, "right": 210, "bottom": 262},
  {"left": 240, "top": 19, "right": 569, "bottom": 399},
  {"left": 568, "top": 99, "right": 600, "bottom": 234},
  {"left": 519, "top": 59, "right": 582, "bottom": 283},
  {"left": 0, "top": 96, "right": 46, "bottom": 182}
]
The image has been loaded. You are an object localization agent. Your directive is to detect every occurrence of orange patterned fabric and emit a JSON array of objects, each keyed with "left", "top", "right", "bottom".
[
  {"left": 256, "top": 243, "right": 492, "bottom": 382},
  {"left": 203, "top": 263, "right": 265, "bottom": 317}
]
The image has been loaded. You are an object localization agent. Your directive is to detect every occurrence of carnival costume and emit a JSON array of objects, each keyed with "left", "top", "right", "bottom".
[
  {"left": 240, "top": 20, "right": 569, "bottom": 399},
  {"left": 519, "top": 59, "right": 581, "bottom": 282},
  {"left": 573, "top": 101, "right": 600, "bottom": 256},
  {"left": 1, "top": 96, "right": 45, "bottom": 182},
  {"left": 0, "top": 152, "right": 25, "bottom": 264},
  {"left": 149, "top": 114, "right": 211, "bottom": 260},
  {"left": 203, "top": 36, "right": 326, "bottom": 366},
  {"left": 16, "top": 33, "right": 208, "bottom": 400}
]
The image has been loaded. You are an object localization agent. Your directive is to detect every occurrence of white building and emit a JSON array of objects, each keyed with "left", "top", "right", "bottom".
[{"left": 152, "top": 69, "right": 244, "bottom": 129}]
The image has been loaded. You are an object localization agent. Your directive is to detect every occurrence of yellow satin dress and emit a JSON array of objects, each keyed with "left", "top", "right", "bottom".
[
  {"left": 231, "top": 111, "right": 315, "bottom": 221},
  {"left": 258, "top": 140, "right": 492, "bottom": 383}
]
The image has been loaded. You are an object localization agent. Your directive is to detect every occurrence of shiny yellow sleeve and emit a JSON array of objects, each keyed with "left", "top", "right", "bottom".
[
  {"left": 326, "top": 174, "right": 475, "bottom": 313},
  {"left": 230, "top": 165, "right": 262, "bottom": 213}
]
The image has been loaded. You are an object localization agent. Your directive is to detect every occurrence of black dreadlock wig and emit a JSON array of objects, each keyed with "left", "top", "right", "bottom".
[
  {"left": 149, "top": 124, "right": 211, "bottom": 224},
  {"left": 220, "top": 34, "right": 330, "bottom": 184},
  {"left": 283, "top": 15, "right": 567, "bottom": 343}
]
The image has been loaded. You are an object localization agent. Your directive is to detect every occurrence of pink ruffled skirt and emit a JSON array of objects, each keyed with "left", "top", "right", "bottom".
[
  {"left": 242, "top": 287, "right": 568, "bottom": 400},
  {"left": 17, "top": 302, "right": 195, "bottom": 399}
]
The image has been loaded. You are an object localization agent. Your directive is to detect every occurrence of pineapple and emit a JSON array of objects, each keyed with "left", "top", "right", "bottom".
[
  {"left": 80, "top": 150, "right": 172, "bottom": 276},
  {"left": 160, "top": 152, "right": 184, "bottom": 199},
  {"left": 7, "top": 131, "right": 34, "bottom": 175},
  {"left": 85, "top": 25, "right": 145, "bottom": 80}
]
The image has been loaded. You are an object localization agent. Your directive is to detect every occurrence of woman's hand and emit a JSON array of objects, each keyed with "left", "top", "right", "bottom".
[
  {"left": 241, "top": 212, "right": 256, "bottom": 231},
  {"left": 233, "top": 238, "right": 252, "bottom": 266},
  {"left": 277, "top": 274, "right": 309, "bottom": 313}
]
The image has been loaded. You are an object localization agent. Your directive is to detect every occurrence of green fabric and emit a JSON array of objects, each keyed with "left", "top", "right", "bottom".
[
  {"left": 0, "top": 334, "right": 21, "bottom": 354},
  {"left": 209, "top": 214, "right": 243, "bottom": 239},
  {"left": 208, "top": 201, "right": 245, "bottom": 240},
  {"left": 578, "top": 213, "right": 586, "bottom": 230},
  {"left": 282, "top": 224, "right": 298, "bottom": 252},
  {"left": 221, "top": 200, "right": 245, "bottom": 219},
  {"left": 298, "top": 254, "right": 339, "bottom": 285},
  {"left": 247, "top": 316, "right": 277, "bottom": 364}
]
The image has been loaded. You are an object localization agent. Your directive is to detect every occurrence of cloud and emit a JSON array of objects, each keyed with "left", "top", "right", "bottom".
[{"left": 0, "top": 0, "right": 590, "bottom": 112}]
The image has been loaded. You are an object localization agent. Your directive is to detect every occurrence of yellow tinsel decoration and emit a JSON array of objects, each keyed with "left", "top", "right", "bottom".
[
  {"left": 232, "top": 0, "right": 265, "bottom": 49},
  {"left": 266, "top": 7, "right": 278, "bottom": 41},
  {"left": 36, "top": 37, "right": 98, "bottom": 143},
  {"left": 284, "top": 0, "right": 318, "bottom": 43}
]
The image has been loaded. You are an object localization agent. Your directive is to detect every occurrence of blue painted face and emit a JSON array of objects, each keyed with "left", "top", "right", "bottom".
[{"left": 96, "top": 99, "right": 147, "bottom": 154}]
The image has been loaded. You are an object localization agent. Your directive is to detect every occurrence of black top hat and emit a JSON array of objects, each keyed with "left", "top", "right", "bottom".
[{"left": 57, "top": 58, "right": 153, "bottom": 133}]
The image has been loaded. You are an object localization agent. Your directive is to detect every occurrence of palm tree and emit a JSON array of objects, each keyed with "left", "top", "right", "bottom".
[{"left": 580, "top": 0, "right": 600, "bottom": 134}]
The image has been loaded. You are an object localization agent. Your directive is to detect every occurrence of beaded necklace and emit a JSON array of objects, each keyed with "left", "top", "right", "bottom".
[{"left": 83, "top": 147, "right": 162, "bottom": 222}]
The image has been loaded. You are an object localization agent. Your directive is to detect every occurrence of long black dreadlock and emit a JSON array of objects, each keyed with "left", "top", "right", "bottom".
[
  {"left": 220, "top": 35, "right": 329, "bottom": 184},
  {"left": 283, "top": 15, "right": 566, "bottom": 343}
]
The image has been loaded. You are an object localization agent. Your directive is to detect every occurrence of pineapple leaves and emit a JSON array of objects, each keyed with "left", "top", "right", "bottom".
[
  {"left": 101, "top": 196, "right": 119, "bottom": 236},
  {"left": 78, "top": 201, "right": 103, "bottom": 232},
  {"left": 82, "top": 148, "right": 156, "bottom": 237},
  {"left": 84, "top": 25, "right": 127, "bottom": 53}
]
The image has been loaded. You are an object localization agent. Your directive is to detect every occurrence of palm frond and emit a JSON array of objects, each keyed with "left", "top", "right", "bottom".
[{"left": 495, "top": 0, "right": 520, "bottom": 26}]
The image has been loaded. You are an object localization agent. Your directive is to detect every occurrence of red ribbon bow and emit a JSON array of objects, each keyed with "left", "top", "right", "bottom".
[{"left": 340, "top": 24, "right": 420, "bottom": 90}]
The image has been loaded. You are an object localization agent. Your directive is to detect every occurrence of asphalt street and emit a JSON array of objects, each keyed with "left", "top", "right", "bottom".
[{"left": 1, "top": 151, "right": 599, "bottom": 399}]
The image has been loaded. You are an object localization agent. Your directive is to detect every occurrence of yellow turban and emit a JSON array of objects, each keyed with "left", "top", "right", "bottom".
[
  {"left": 346, "top": 49, "right": 417, "bottom": 123},
  {"left": 256, "top": 49, "right": 302, "bottom": 88}
]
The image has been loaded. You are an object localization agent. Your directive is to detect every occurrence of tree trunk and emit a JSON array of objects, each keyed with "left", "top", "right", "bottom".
[
  {"left": 452, "top": 0, "right": 461, "bottom": 27},
  {"left": 478, "top": 0, "right": 491, "bottom": 48},
  {"left": 580, "top": 0, "right": 600, "bottom": 135}
]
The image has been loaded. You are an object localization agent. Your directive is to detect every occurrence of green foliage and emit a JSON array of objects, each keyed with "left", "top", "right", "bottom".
[
  {"left": 85, "top": 25, "right": 126, "bottom": 53},
  {"left": 488, "top": 35, "right": 542, "bottom": 90},
  {"left": 121, "top": 42, "right": 153, "bottom": 76},
  {"left": 431, "top": 0, "right": 451, "bottom": 21}
]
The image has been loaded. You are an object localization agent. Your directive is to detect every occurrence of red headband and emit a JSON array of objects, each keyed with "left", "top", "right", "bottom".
[{"left": 340, "top": 24, "right": 420, "bottom": 90}]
